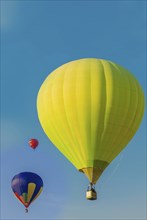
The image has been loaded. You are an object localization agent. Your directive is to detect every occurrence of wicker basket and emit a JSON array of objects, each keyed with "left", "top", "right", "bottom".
[{"left": 86, "top": 190, "right": 97, "bottom": 200}]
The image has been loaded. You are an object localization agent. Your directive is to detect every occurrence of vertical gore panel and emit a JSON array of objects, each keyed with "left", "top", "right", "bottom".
[
  {"left": 90, "top": 60, "right": 106, "bottom": 162},
  {"left": 22, "top": 193, "right": 27, "bottom": 203},
  {"left": 30, "top": 187, "right": 43, "bottom": 204},
  {"left": 39, "top": 67, "right": 77, "bottom": 167},
  {"left": 63, "top": 61, "right": 86, "bottom": 168},
  {"left": 27, "top": 183, "right": 36, "bottom": 203},
  {"left": 75, "top": 59, "right": 91, "bottom": 163}
]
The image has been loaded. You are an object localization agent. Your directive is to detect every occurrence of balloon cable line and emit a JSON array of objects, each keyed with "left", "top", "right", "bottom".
[{"left": 100, "top": 153, "right": 124, "bottom": 190}]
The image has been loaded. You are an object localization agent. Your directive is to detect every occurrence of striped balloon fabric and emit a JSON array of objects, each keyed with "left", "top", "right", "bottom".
[{"left": 11, "top": 172, "right": 43, "bottom": 211}]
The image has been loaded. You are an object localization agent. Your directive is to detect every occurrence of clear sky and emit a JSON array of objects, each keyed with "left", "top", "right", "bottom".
[{"left": 1, "top": 1, "right": 146, "bottom": 219}]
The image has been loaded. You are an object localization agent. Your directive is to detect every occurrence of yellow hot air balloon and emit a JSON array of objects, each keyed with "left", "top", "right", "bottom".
[{"left": 37, "top": 58, "right": 145, "bottom": 200}]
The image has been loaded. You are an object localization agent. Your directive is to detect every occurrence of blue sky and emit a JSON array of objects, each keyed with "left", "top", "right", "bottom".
[{"left": 1, "top": 1, "right": 146, "bottom": 219}]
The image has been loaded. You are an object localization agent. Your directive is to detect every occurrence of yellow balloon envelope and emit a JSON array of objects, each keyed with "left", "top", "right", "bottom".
[{"left": 37, "top": 58, "right": 145, "bottom": 187}]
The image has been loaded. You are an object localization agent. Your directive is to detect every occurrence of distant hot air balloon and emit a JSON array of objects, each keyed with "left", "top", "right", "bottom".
[
  {"left": 37, "top": 58, "right": 145, "bottom": 200},
  {"left": 28, "top": 139, "right": 39, "bottom": 150},
  {"left": 11, "top": 172, "right": 43, "bottom": 212}
]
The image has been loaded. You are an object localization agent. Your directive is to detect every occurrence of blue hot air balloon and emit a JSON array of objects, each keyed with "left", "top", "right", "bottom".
[{"left": 11, "top": 172, "right": 43, "bottom": 212}]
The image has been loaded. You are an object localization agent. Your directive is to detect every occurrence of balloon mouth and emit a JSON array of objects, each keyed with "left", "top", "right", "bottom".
[
  {"left": 24, "top": 203, "right": 29, "bottom": 208},
  {"left": 79, "top": 160, "right": 109, "bottom": 184},
  {"left": 31, "top": 146, "right": 37, "bottom": 150},
  {"left": 79, "top": 167, "right": 103, "bottom": 184}
]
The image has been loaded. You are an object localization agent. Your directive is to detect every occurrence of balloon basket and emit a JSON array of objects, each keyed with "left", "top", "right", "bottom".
[
  {"left": 25, "top": 208, "right": 28, "bottom": 213},
  {"left": 86, "top": 183, "right": 97, "bottom": 200},
  {"left": 86, "top": 189, "right": 97, "bottom": 200}
]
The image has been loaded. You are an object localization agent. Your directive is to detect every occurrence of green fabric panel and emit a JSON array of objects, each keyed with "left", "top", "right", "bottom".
[{"left": 22, "top": 193, "right": 27, "bottom": 203}]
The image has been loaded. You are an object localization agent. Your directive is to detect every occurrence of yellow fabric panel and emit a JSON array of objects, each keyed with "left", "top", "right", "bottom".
[
  {"left": 30, "top": 187, "right": 43, "bottom": 204},
  {"left": 81, "top": 167, "right": 103, "bottom": 184},
  {"left": 37, "top": 58, "right": 145, "bottom": 181},
  {"left": 27, "top": 183, "right": 36, "bottom": 203},
  {"left": 38, "top": 64, "right": 81, "bottom": 168}
]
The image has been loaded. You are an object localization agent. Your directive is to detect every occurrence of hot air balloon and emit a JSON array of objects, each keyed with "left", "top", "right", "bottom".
[
  {"left": 37, "top": 58, "right": 145, "bottom": 200},
  {"left": 28, "top": 139, "right": 39, "bottom": 150},
  {"left": 11, "top": 172, "right": 43, "bottom": 212}
]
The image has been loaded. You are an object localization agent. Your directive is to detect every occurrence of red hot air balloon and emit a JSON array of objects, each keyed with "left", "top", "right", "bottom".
[{"left": 28, "top": 139, "right": 39, "bottom": 150}]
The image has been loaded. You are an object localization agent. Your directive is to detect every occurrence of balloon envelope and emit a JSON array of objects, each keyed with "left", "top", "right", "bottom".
[
  {"left": 11, "top": 172, "right": 43, "bottom": 208},
  {"left": 37, "top": 58, "right": 145, "bottom": 184},
  {"left": 29, "top": 139, "right": 39, "bottom": 149}
]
